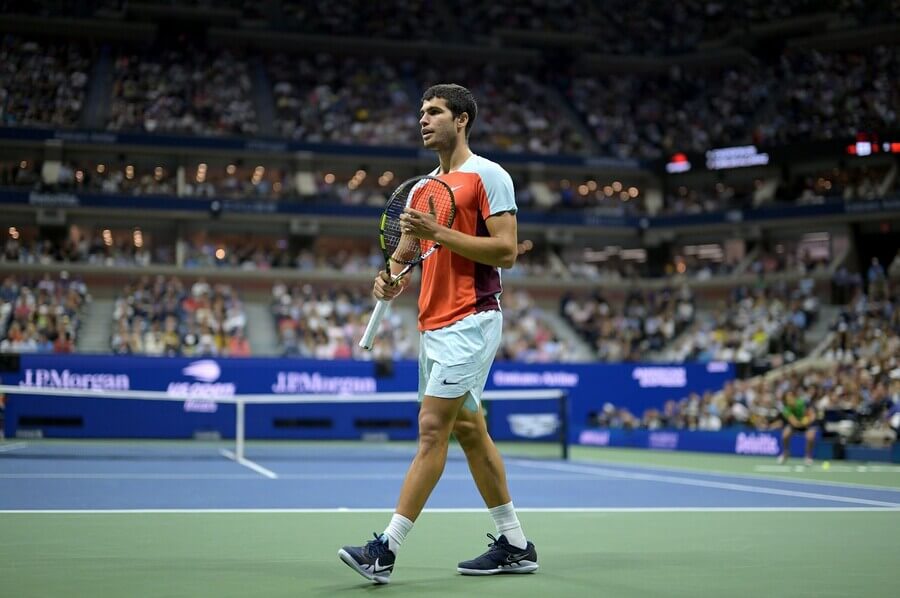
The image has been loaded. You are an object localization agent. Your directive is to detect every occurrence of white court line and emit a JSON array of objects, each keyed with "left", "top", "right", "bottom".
[
  {"left": 755, "top": 464, "right": 900, "bottom": 474},
  {"left": 0, "top": 472, "right": 610, "bottom": 481},
  {"left": 0, "top": 442, "right": 29, "bottom": 453},
  {"left": 564, "top": 456, "right": 900, "bottom": 494},
  {"left": 0, "top": 473, "right": 261, "bottom": 480},
  {"left": 219, "top": 449, "right": 278, "bottom": 479},
  {"left": 510, "top": 459, "right": 900, "bottom": 508},
  {"left": 1, "top": 507, "right": 898, "bottom": 514}
]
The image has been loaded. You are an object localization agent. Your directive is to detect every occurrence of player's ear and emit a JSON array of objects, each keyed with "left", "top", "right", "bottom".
[{"left": 457, "top": 112, "right": 469, "bottom": 131}]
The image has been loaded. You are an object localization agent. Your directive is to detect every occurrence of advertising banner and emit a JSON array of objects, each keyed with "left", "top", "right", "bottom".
[
  {"left": 577, "top": 428, "right": 817, "bottom": 457},
  {"left": 2, "top": 355, "right": 734, "bottom": 442}
]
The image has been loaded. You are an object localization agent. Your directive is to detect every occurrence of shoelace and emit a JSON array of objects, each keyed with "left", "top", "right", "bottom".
[
  {"left": 484, "top": 533, "right": 507, "bottom": 552},
  {"left": 365, "top": 533, "right": 390, "bottom": 558}
]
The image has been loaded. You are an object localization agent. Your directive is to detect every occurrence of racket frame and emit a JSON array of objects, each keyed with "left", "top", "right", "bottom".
[{"left": 359, "top": 175, "right": 456, "bottom": 350}]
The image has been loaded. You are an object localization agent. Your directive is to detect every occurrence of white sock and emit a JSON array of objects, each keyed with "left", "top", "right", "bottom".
[
  {"left": 381, "top": 513, "right": 414, "bottom": 555},
  {"left": 488, "top": 501, "right": 527, "bottom": 549}
]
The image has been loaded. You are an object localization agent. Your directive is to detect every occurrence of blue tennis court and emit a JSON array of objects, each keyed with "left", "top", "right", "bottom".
[
  {"left": 3, "top": 440, "right": 899, "bottom": 511},
  {"left": 3, "top": 441, "right": 899, "bottom": 597}
]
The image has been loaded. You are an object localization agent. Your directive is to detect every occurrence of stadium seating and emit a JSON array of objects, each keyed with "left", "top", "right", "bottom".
[
  {"left": 271, "top": 283, "right": 414, "bottom": 361},
  {"left": 110, "top": 276, "right": 248, "bottom": 356},
  {"left": 0, "top": 36, "right": 90, "bottom": 128},
  {"left": 561, "top": 286, "right": 696, "bottom": 362},
  {"left": 108, "top": 47, "right": 257, "bottom": 136},
  {"left": 0, "top": 273, "right": 88, "bottom": 353}
]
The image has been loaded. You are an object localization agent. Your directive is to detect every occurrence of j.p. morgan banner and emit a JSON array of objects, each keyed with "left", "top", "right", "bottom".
[{"left": 2, "top": 355, "right": 733, "bottom": 440}]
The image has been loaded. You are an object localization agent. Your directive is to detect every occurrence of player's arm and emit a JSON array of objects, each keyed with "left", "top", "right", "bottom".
[
  {"left": 435, "top": 211, "right": 518, "bottom": 269},
  {"left": 781, "top": 405, "right": 799, "bottom": 428},
  {"left": 374, "top": 261, "right": 412, "bottom": 301},
  {"left": 781, "top": 406, "right": 799, "bottom": 428},
  {"left": 802, "top": 406, "right": 816, "bottom": 427},
  {"left": 401, "top": 209, "right": 518, "bottom": 269},
  {"left": 373, "top": 233, "right": 416, "bottom": 301}
]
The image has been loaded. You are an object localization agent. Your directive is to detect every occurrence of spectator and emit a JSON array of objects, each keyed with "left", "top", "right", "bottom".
[
  {"left": 108, "top": 47, "right": 257, "bottom": 136},
  {"left": 226, "top": 328, "right": 252, "bottom": 356},
  {"left": 0, "top": 36, "right": 89, "bottom": 128}
]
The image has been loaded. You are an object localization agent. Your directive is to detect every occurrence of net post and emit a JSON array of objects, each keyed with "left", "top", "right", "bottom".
[
  {"left": 236, "top": 400, "right": 245, "bottom": 461},
  {"left": 559, "top": 391, "right": 569, "bottom": 460}
]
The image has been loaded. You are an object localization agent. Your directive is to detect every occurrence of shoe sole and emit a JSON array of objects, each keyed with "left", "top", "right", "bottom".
[
  {"left": 337, "top": 549, "right": 391, "bottom": 584},
  {"left": 458, "top": 561, "right": 539, "bottom": 575}
]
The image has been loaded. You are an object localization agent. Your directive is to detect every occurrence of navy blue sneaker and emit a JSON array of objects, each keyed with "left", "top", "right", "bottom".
[
  {"left": 457, "top": 533, "right": 539, "bottom": 575},
  {"left": 338, "top": 533, "right": 395, "bottom": 584}
]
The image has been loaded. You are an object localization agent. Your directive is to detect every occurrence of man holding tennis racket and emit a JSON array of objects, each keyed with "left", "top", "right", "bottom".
[{"left": 339, "top": 84, "right": 538, "bottom": 584}]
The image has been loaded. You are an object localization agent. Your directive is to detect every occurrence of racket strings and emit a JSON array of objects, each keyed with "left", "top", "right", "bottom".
[{"left": 383, "top": 178, "right": 454, "bottom": 264}]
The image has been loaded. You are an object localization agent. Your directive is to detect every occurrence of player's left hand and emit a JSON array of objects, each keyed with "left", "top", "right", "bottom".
[{"left": 400, "top": 204, "right": 440, "bottom": 241}]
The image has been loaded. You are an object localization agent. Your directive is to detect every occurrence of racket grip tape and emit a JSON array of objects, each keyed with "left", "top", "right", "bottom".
[{"left": 359, "top": 299, "right": 391, "bottom": 350}]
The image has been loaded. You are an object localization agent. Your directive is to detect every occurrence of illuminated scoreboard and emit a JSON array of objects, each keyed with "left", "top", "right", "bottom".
[{"left": 846, "top": 132, "right": 900, "bottom": 157}]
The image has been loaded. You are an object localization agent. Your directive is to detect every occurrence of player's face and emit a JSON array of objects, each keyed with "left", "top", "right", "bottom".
[{"left": 419, "top": 98, "right": 459, "bottom": 149}]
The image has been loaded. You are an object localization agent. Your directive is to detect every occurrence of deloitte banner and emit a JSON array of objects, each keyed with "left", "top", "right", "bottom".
[
  {"left": 578, "top": 428, "right": 817, "bottom": 457},
  {"left": 1, "top": 355, "right": 733, "bottom": 441}
]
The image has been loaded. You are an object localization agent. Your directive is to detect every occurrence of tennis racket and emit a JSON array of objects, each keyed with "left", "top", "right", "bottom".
[{"left": 359, "top": 175, "right": 456, "bottom": 350}]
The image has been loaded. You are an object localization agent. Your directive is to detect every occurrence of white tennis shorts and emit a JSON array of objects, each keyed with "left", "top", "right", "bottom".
[{"left": 418, "top": 310, "right": 502, "bottom": 412}]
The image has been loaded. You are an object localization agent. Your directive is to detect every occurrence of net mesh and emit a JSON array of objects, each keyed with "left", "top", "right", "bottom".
[
  {"left": 0, "top": 386, "right": 568, "bottom": 462},
  {"left": 382, "top": 176, "right": 455, "bottom": 265}
]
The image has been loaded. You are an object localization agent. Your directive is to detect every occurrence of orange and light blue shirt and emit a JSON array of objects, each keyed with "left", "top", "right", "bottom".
[{"left": 414, "top": 154, "right": 517, "bottom": 332}]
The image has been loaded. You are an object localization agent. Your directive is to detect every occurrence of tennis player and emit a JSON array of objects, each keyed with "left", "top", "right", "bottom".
[
  {"left": 339, "top": 84, "right": 538, "bottom": 583},
  {"left": 777, "top": 391, "right": 817, "bottom": 465}
]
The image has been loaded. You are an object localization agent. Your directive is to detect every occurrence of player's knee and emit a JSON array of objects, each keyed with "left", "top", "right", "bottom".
[
  {"left": 806, "top": 429, "right": 816, "bottom": 441},
  {"left": 453, "top": 419, "right": 483, "bottom": 449},
  {"left": 782, "top": 427, "right": 792, "bottom": 440},
  {"left": 418, "top": 412, "right": 451, "bottom": 451}
]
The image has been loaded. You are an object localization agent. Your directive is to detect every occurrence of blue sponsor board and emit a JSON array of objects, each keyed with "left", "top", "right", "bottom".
[
  {"left": 486, "top": 362, "right": 733, "bottom": 442},
  {"left": 577, "top": 428, "right": 818, "bottom": 457},
  {"left": 2, "top": 355, "right": 734, "bottom": 441},
  {"left": 3, "top": 354, "right": 419, "bottom": 440}
]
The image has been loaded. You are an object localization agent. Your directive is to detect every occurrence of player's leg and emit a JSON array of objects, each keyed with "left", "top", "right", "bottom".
[
  {"left": 452, "top": 310, "right": 511, "bottom": 507},
  {"left": 454, "top": 310, "right": 538, "bottom": 575},
  {"left": 338, "top": 394, "right": 465, "bottom": 584},
  {"left": 778, "top": 426, "right": 793, "bottom": 463},
  {"left": 453, "top": 404, "right": 538, "bottom": 575},
  {"left": 804, "top": 427, "right": 816, "bottom": 464},
  {"left": 453, "top": 402, "right": 511, "bottom": 508},
  {"left": 395, "top": 393, "right": 467, "bottom": 519}
]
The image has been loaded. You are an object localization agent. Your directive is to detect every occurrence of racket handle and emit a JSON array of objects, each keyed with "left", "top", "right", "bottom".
[{"left": 359, "top": 299, "right": 391, "bottom": 350}]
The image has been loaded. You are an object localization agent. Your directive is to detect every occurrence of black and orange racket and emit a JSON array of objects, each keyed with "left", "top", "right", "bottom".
[{"left": 359, "top": 175, "right": 456, "bottom": 350}]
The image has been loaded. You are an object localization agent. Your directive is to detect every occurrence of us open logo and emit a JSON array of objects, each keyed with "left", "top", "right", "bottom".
[
  {"left": 168, "top": 360, "right": 236, "bottom": 412},
  {"left": 507, "top": 413, "right": 559, "bottom": 439}
]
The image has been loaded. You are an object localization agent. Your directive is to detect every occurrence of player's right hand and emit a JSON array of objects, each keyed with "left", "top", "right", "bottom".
[{"left": 373, "top": 270, "right": 407, "bottom": 301}]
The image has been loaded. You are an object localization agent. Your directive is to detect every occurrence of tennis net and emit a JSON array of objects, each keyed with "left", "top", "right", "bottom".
[{"left": 0, "top": 385, "right": 569, "bottom": 462}]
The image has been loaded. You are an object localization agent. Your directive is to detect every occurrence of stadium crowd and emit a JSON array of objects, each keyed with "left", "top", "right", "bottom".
[
  {"left": 587, "top": 280, "right": 900, "bottom": 444},
  {"left": 795, "top": 164, "right": 898, "bottom": 205},
  {"left": 568, "top": 44, "right": 899, "bottom": 160},
  {"left": 107, "top": 47, "right": 257, "bottom": 136},
  {"left": 271, "top": 282, "right": 414, "bottom": 361},
  {"left": 0, "top": 36, "right": 90, "bottom": 128},
  {"left": 663, "top": 281, "right": 819, "bottom": 367},
  {"left": 110, "top": 276, "right": 250, "bottom": 357},
  {"left": 278, "top": 1, "right": 447, "bottom": 40},
  {"left": 497, "top": 290, "right": 574, "bottom": 363},
  {"left": 3, "top": 31, "right": 897, "bottom": 164},
  {"left": 0, "top": 273, "right": 87, "bottom": 353},
  {"left": 3, "top": 154, "right": 896, "bottom": 220},
  {"left": 561, "top": 286, "right": 696, "bottom": 361},
  {"left": 0, "top": 226, "right": 569, "bottom": 282},
  {"left": 268, "top": 52, "right": 418, "bottom": 146},
  {"left": 8, "top": 1, "right": 890, "bottom": 54},
  {"left": 415, "top": 62, "right": 589, "bottom": 155}
]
